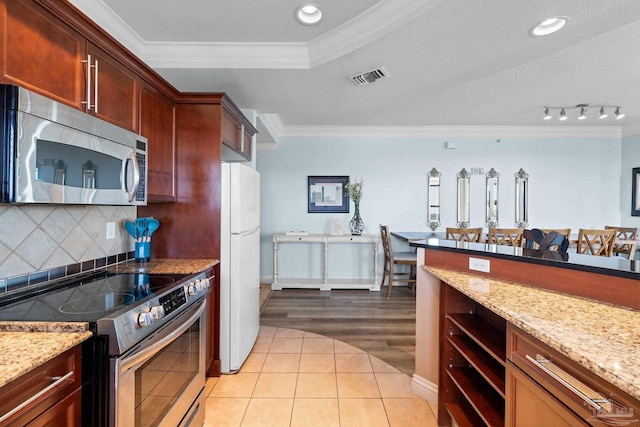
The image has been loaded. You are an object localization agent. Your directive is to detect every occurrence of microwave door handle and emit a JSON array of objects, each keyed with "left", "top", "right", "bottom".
[{"left": 122, "top": 149, "right": 140, "bottom": 202}]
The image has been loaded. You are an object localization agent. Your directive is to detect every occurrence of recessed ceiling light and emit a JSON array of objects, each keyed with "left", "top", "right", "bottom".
[
  {"left": 529, "top": 16, "right": 569, "bottom": 37},
  {"left": 296, "top": 4, "right": 323, "bottom": 25}
]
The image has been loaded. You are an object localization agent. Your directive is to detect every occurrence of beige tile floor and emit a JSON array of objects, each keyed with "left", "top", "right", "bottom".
[{"left": 203, "top": 326, "right": 438, "bottom": 427}]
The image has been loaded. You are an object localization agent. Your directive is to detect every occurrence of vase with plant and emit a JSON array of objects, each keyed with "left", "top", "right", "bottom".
[{"left": 346, "top": 177, "right": 364, "bottom": 235}]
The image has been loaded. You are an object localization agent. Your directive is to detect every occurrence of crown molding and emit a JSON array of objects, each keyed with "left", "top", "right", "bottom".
[
  {"left": 67, "top": 0, "right": 441, "bottom": 69},
  {"left": 307, "top": 0, "right": 443, "bottom": 67},
  {"left": 273, "top": 124, "right": 622, "bottom": 139}
]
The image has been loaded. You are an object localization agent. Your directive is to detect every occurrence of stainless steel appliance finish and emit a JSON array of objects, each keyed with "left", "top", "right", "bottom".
[
  {"left": 98, "top": 272, "right": 211, "bottom": 427},
  {"left": 112, "top": 298, "right": 206, "bottom": 427},
  {"left": 0, "top": 84, "right": 147, "bottom": 205}
]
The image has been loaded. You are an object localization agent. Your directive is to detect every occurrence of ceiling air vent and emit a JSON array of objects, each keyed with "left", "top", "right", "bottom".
[{"left": 348, "top": 67, "right": 390, "bottom": 86}]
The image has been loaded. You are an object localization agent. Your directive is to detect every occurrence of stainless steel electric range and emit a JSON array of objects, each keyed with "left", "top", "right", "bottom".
[{"left": 0, "top": 268, "right": 211, "bottom": 427}]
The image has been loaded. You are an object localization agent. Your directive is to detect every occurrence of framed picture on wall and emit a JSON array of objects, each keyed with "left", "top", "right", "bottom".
[
  {"left": 308, "top": 176, "right": 350, "bottom": 213},
  {"left": 632, "top": 167, "right": 640, "bottom": 216}
]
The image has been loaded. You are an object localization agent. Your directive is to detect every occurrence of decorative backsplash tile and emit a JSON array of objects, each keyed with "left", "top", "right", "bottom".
[{"left": 0, "top": 205, "right": 136, "bottom": 280}]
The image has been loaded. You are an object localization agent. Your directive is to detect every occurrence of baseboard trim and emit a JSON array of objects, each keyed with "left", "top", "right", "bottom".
[{"left": 411, "top": 374, "right": 438, "bottom": 404}]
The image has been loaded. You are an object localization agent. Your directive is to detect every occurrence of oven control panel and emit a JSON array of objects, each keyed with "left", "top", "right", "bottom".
[{"left": 160, "top": 286, "right": 188, "bottom": 316}]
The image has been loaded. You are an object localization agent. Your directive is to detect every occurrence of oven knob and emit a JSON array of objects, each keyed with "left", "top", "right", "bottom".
[
  {"left": 137, "top": 311, "right": 154, "bottom": 327},
  {"left": 195, "top": 280, "right": 205, "bottom": 292},
  {"left": 150, "top": 305, "right": 165, "bottom": 319},
  {"left": 203, "top": 278, "right": 211, "bottom": 288},
  {"left": 186, "top": 283, "right": 197, "bottom": 296}
]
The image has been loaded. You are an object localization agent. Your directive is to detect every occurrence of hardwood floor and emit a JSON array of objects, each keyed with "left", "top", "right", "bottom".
[{"left": 259, "top": 286, "right": 416, "bottom": 376}]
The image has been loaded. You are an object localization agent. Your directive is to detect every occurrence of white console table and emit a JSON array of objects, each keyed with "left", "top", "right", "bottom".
[{"left": 272, "top": 233, "right": 380, "bottom": 291}]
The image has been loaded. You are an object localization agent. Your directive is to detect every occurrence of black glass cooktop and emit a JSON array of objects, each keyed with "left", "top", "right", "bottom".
[{"left": 0, "top": 271, "right": 190, "bottom": 329}]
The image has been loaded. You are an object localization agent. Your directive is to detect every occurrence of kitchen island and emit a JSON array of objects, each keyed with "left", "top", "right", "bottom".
[{"left": 409, "top": 239, "right": 640, "bottom": 426}]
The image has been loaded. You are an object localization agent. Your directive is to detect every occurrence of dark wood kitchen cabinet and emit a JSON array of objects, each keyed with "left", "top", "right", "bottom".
[
  {"left": 222, "top": 106, "right": 256, "bottom": 161},
  {"left": 439, "top": 283, "right": 506, "bottom": 427},
  {"left": 141, "top": 82, "right": 177, "bottom": 202},
  {"left": 0, "top": 346, "right": 82, "bottom": 426},
  {"left": 0, "top": 0, "right": 140, "bottom": 132},
  {"left": 138, "top": 94, "right": 255, "bottom": 376}
]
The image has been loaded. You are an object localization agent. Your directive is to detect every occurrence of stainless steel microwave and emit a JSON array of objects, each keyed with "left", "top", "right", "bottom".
[{"left": 0, "top": 85, "right": 147, "bottom": 205}]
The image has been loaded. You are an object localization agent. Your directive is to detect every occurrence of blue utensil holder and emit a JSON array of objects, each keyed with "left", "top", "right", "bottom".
[{"left": 135, "top": 241, "right": 151, "bottom": 263}]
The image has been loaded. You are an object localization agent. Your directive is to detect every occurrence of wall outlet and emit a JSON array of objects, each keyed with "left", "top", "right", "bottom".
[
  {"left": 106, "top": 222, "right": 116, "bottom": 240},
  {"left": 469, "top": 257, "right": 490, "bottom": 273}
]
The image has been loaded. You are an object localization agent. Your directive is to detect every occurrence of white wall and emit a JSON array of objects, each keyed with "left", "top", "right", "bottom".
[{"left": 256, "top": 133, "right": 621, "bottom": 281}]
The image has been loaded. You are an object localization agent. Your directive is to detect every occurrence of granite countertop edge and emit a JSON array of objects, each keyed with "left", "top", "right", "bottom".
[
  {"left": 0, "top": 324, "right": 93, "bottom": 388},
  {"left": 107, "top": 258, "right": 219, "bottom": 274},
  {"left": 425, "top": 266, "right": 640, "bottom": 401}
]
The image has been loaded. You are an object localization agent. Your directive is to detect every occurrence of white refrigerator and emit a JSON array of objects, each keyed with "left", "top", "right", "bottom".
[{"left": 220, "top": 162, "right": 261, "bottom": 373}]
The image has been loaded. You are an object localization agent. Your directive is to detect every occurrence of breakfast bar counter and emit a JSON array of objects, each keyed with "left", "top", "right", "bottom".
[
  {"left": 425, "top": 265, "right": 640, "bottom": 401},
  {"left": 409, "top": 238, "right": 640, "bottom": 426}
]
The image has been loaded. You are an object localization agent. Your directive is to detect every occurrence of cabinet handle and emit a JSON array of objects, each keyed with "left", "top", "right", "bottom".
[
  {"left": 82, "top": 54, "right": 92, "bottom": 111},
  {"left": 93, "top": 59, "right": 99, "bottom": 113},
  {"left": 525, "top": 354, "right": 606, "bottom": 412},
  {"left": 239, "top": 124, "right": 245, "bottom": 152},
  {"left": 0, "top": 371, "right": 74, "bottom": 423}
]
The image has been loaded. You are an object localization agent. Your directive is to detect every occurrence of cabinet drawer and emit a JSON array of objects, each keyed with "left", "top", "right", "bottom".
[
  {"left": 506, "top": 361, "right": 588, "bottom": 427},
  {"left": 507, "top": 324, "right": 640, "bottom": 426},
  {"left": 0, "top": 346, "right": 82, "bottom": 426}
]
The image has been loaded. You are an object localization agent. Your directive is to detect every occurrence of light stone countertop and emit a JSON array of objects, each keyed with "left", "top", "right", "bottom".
[
  {"left": 0, "top": 322, "right": 92, "bottom": 388},
  {"left": 108, "top": 258, "right": 219, "bottom": 274},
  {"left": 426, "top": 266, "right": 640, "bottom": 401}
]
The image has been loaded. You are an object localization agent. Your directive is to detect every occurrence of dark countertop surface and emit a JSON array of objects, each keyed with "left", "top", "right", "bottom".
[{"left": 411, "top": 237, "right": 640, "bottom": 281}]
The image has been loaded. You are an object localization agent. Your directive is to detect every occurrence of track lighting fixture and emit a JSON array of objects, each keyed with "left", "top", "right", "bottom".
[
  {"left": 578, "top": 107, "right": 587, "bottom": 120},
  {"left": 559, "top": 108, "right": 568, "bottom": 121},
  {"left": 542, "top": 104, "right": 625, "bottom": 121},
  {"left": 599, "top": 107, "right": 608, "bottom": 119}
]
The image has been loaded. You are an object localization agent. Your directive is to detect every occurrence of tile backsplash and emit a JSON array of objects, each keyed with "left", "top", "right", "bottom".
[{"left": 0, "top": 205, "right": 135, "bottom": 279}]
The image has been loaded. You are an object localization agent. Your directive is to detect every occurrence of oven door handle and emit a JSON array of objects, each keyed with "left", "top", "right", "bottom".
[{"left": 120, "top": 300, "right": 205, "bottom": 372}]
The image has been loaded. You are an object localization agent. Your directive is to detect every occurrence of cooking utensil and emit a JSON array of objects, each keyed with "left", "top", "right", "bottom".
[
  {"left": 124, "top": 221, "right": 137, "bottom": 239},
  {"left": 146, "top": 218, "right": 160, "bottom": 239},
  {"left": 136, "top": 218, "right": 148, "bottom": 241}
]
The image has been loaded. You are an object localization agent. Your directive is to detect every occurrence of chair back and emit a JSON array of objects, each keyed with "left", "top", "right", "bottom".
[
  {"left": 524, "top": 228, "right": 569, "bottom": 253},
  {"left": 605, "top": 226, "right": 638, "bottom": 257},
  {"left": 541, "top": 228, "right": 572, "bottom": 237},
  {"left": 576, "top": 228, "right": 616, "bottom": 256},
  {"left": 380, "top": 225, "right": 393, "bottom": 260},
  {"left": 487, "top": 228, "right": 524, "bottom": 247},
  {"left": 445, "top": 227, "right": 483, "bottom": 242}
]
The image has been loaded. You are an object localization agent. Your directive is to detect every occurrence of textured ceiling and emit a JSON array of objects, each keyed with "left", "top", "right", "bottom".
[{"left": 69, "top": 0, "right": 640, "bottom": 136}]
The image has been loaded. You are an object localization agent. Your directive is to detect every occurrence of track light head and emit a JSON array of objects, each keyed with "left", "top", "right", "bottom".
[
  {"left": 616, "top": 107, "right": 625, "bottom": 120},
  {"left": 599, "top": 107, "right": 608, "bottom": 119},
  {"left": 559, "top": 108, "right": 568, "bottom": 121},
  {"left": 543, "top": 107, "right": 552, "bottom": 120},
  {"left": 578, "top": 107, "right": 587, "bottom": 120}
]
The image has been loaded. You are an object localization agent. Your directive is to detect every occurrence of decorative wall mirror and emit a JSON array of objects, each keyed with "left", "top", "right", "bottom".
[
  {"left": 515, "top": 168, "right": 529, "bottom": 228},
  {"left": 485, "top": 168, "right": 499, "bottom": 228},
  {"left": 456, "top": 168, "right": 471, "bottom": 228},
  {"left": 427, "top": 168, "right": 441, "bottom": 230}
]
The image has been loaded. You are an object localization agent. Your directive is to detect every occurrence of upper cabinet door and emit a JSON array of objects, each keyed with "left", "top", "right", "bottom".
[
  {"left": 0, "top": 0, "right": 85, "bottom": 109},
  {"left": 141, "top": 82, "right": 176, "bottom": 202},
  {"left": 0, "top": 1, "right": 140, "bottom": 132},
  {"left": 86, "top": 42, "right": 140, "bottom": 132}
]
